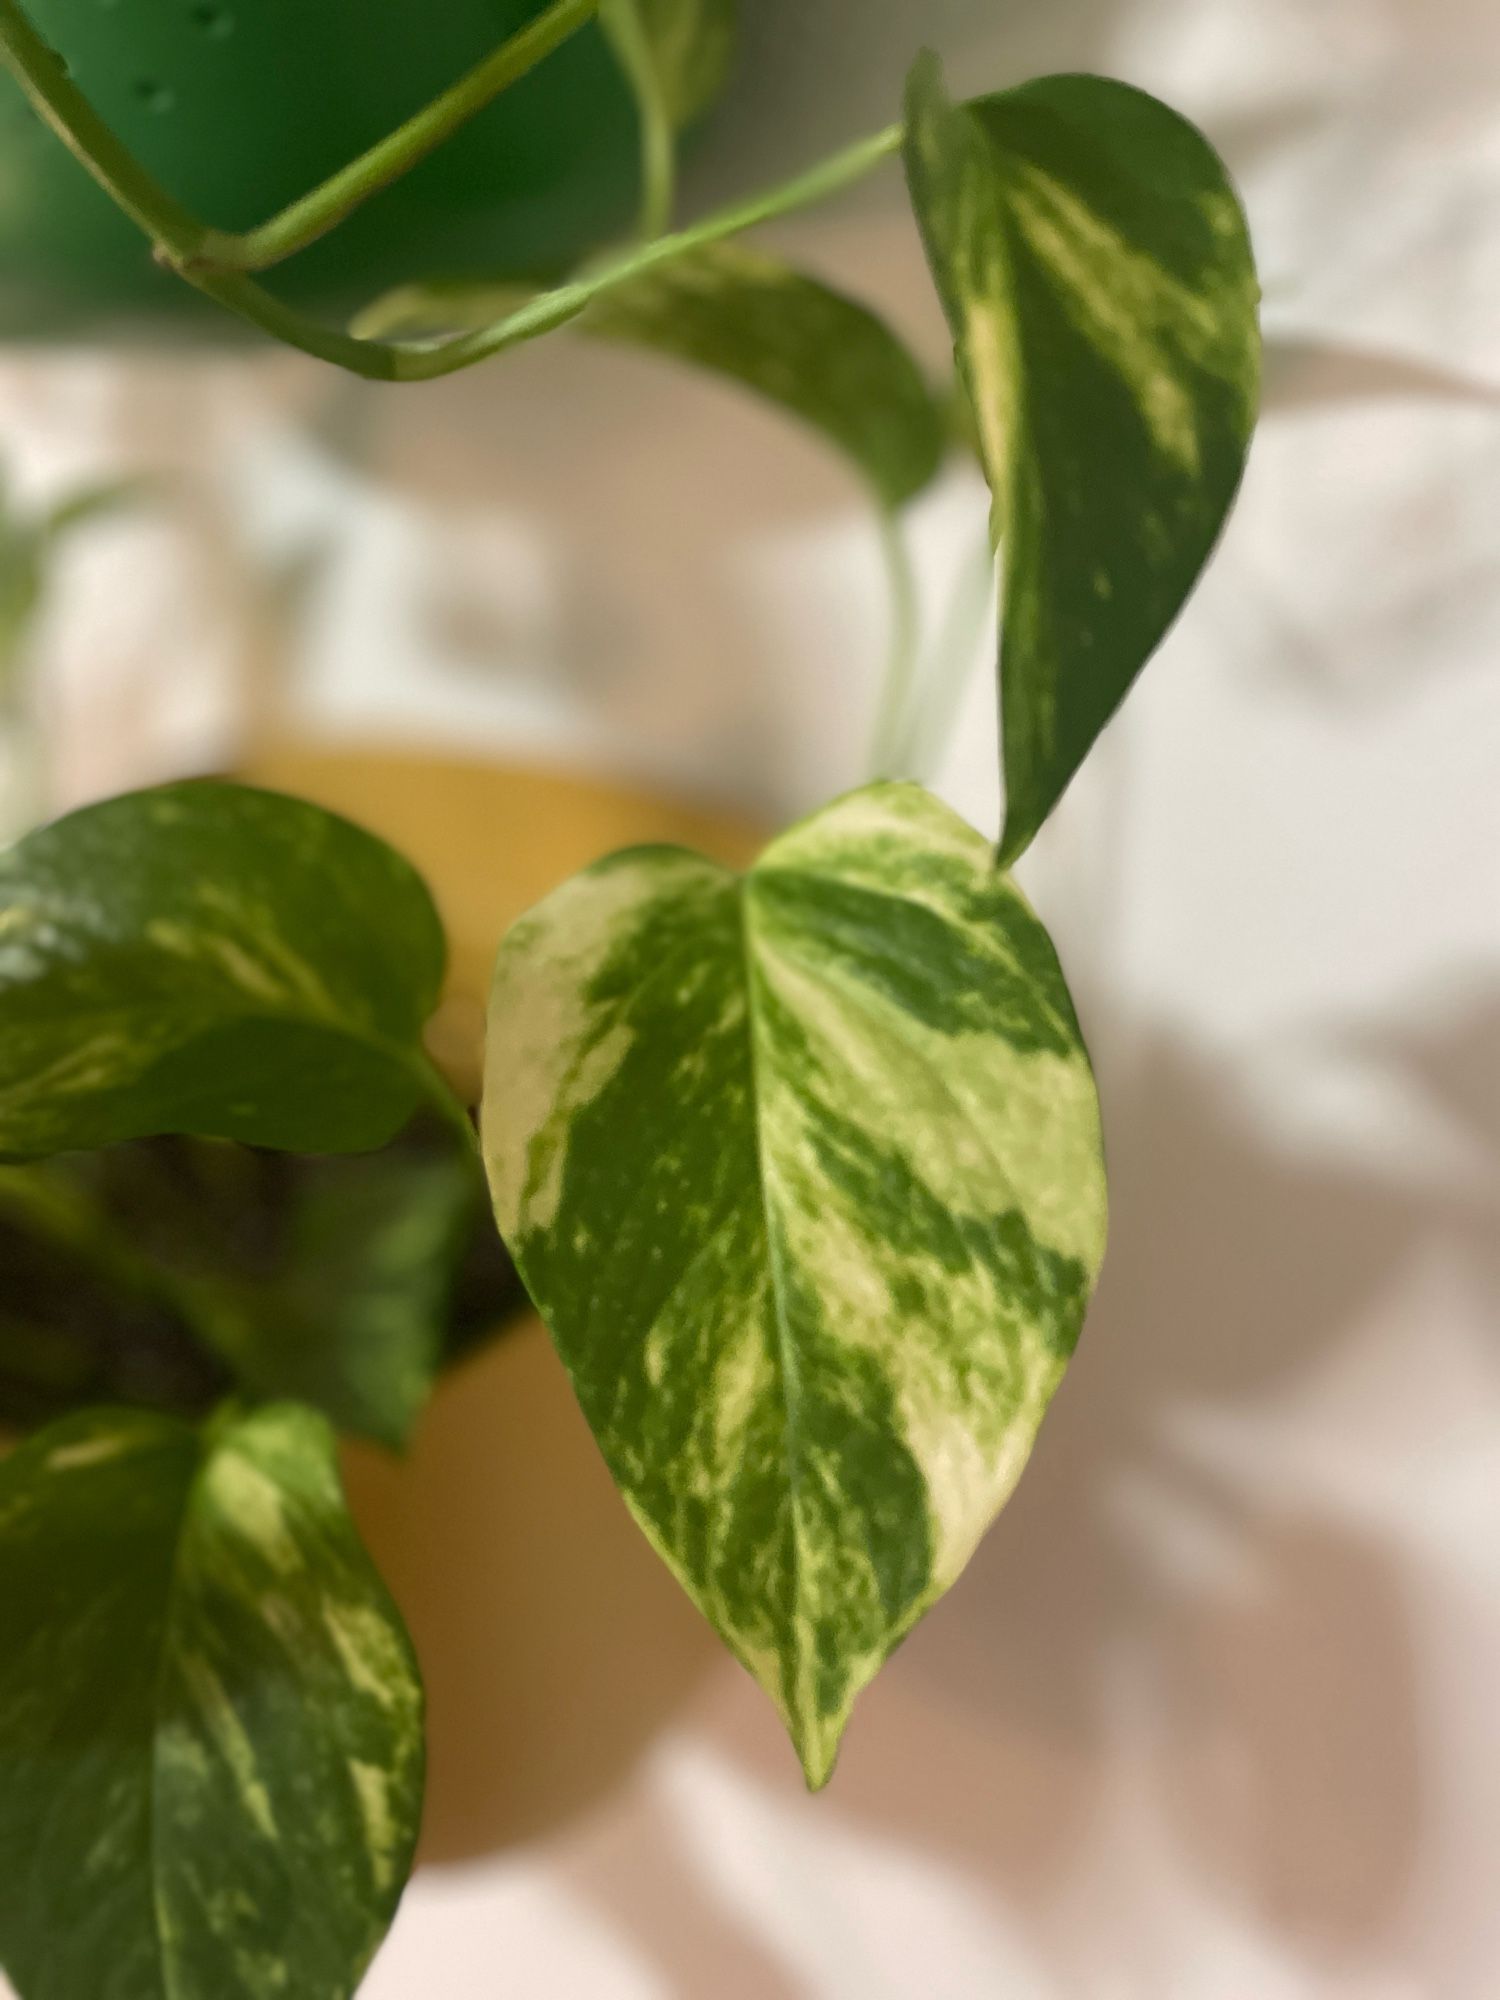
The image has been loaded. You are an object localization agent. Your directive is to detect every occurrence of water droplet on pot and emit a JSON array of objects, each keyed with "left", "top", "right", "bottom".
[
  {"left": 133, "top": 78, "right": 176, "bottom": 114},
  {"left": 191, "top": 3, "right": 235, "bottom": 38}
]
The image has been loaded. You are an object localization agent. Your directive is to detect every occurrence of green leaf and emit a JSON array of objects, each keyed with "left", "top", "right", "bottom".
[
  {"left": 0, "top": 1159, "right": 234, "bottom": 1428},
  {"left": 0, "top": 1140, "right": 484, "bottom": 1442},
  {"left": 903, "top": 61, "right": 1261, "bottom": 864},
  {"left": 482, "top": 779, "right": 1107, "bottom": 1785},
  {"left": 586, "top": 243, "right": 945, "bottom": 507},
  {"left": 0, "top": 1401, "right": 423, "bottom": 2000},
  {"left": 0, "top": 781, "right": 450, "bottom": 1160},
  {"left": 353, "top": 243, "right": 946, "bottom": 511},
  {"left": 199, "top": 1151, "right": 480, "bottom": 1448}
]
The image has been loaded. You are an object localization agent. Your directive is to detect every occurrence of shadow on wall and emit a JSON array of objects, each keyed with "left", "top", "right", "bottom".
[{"left": 541, "top": 989, "right": 1500, "bottom": 1994}]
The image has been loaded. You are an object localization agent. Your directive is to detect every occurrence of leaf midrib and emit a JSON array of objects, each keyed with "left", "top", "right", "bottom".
[
  {"left": 752, "top": 859, "right": 1077, "bottom": 1050},
  {"left": 146, "top": 1422, "right": 209, "bottom": 2000},
  {"left": 736, "top": 876, "right": 809, "bottom": 1721}
]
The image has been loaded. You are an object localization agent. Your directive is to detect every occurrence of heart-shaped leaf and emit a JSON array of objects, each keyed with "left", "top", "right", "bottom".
[
  {"left": 0, "top": 781, "right": 450, "bottom": 1160},
  {"left": 904, "top": 61, "right": 1260, "bottom": 863},
  {"left": 482, "top": 780, "right": 1106, "bottom": 1784},
  {"left": 0, "top": 1401, "right": 423, "bottom": 2000}
]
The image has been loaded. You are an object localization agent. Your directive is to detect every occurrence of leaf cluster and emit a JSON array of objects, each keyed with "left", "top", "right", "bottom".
[{"left": 0, "top": 5, "right": 1260, "bottom": 1995}]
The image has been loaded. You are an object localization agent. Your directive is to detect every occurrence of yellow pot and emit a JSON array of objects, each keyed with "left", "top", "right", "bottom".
[{"left": 245, "top": 742, "right": 761, "bottom": 1861}]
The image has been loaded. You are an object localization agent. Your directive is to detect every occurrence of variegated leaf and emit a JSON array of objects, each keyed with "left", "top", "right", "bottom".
[
  {"left": 904, "top": 60, "right": 1260, "bottom": 864},
  {"left": 585, "top": 242, "right": 945, "bottom": 508},
  {"left": 482, "top": 780, "right": 1106, "bottom": 1784},
  {"left": 0, "top": 1402, "right": 423, "bottom": 2000},
  {"left": 353, "top": 243, "right": 946, "bottom": 512},
  {"left": 0, "top": 781, "right": 450, "bottom": 1159}
]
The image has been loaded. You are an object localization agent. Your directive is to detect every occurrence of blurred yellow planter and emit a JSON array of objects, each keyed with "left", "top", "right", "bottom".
[{"left": 245, "top": 742, "right": 761, "bottom": 1860}]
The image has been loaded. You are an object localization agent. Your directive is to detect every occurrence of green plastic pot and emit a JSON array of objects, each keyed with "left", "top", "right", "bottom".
[{"left": 0, "top": 0, "right": 641, "bottom": 341}]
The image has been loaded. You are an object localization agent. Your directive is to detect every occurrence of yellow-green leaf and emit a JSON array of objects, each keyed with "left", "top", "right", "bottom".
[
  {"left": 0, "top": 1402, "right": 423, "bottom": 2000},
  {"left": 904, "top": 61, "right": 1261, "bottom": 863},
  {"left": 481, "top": 780, "right": 1107, "bottom": 1784},
  {"left": 0, "top": 782, "right": 449, "bottom": 1159}
]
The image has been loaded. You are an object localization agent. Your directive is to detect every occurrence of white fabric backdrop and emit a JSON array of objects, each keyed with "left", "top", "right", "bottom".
[{"left": 2, "top": 0, "right": 1499, "bottom": 1992}]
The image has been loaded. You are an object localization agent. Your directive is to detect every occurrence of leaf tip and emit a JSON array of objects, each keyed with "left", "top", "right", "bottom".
[
  {"left": 904, "top": 45, "right": 946, "bottom": 98},
  {"left": 994, "top": 814, "right": 1032, "bottom": 874},
  {"left": 788, "top": 1704, "right": 847, "bottom": 1794}
]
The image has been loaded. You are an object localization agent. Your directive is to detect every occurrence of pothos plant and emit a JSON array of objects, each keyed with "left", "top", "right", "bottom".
[{"left": 0, "top": 2, "right": 1260, "bottom": 1995}]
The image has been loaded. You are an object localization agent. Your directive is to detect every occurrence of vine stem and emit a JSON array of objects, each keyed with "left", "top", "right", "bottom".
[
  {"left": 866, "top": 526, "right": 999, "bottom": 787},
  {"left": 906, "top": 531, "right": 996, "bottom": 778},
  {"left": 415, "top": 1055, "right": 485, "bottom": 1175},
  {"left": 866, "top": 515, "right": 921, "bottom": 780},
  {"left": 0, "top": 0, "right": 600, "bottom": 278},
  {"left": 0, "top": 0, "right": 204, "bottom": 264},
  {"left": 199, "top": 0, "right": 602, "bottom": 273},
  {"left": 187, "top": 125, "right": 902, "bottom": 378},
  {"left": 600, "top": 0, "right": 677, "bottom": 241},
  {"left": 0, "top": 0, "right": 904, "bottom": 381},
  {"left": 370, "top": 123, "right": 905, "bottom": 379}
]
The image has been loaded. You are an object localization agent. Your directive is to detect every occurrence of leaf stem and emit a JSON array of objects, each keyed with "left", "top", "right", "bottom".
[
  {"left": 0, "top": 0, "right": 903, "bottom": 381},
  {"left": 203, "top": 123, "right": 904, "bottom": 379},
  {"left": 194, "top": 0, "right": 602, "bottom": 274},
  {"left": 0, "top": 0, "right": 901, "bottom": 384},
  {"left": 907, "top": 531, "right": 996, "bottom": 779},
  {"left": 415, "top": 1055, "right": 484, "bottom": 1173},
  {"left": 601, "top": 0, "right": 678, "bottom": 240},
  {"left": 365, "top": 122, "right": 906, "bottom": 379},
  {"left": 0, "top": 0, "right": 205, "bottom": 264},
  {"left": 866, "top": 515, "right": 921, "bottom": 779}
]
